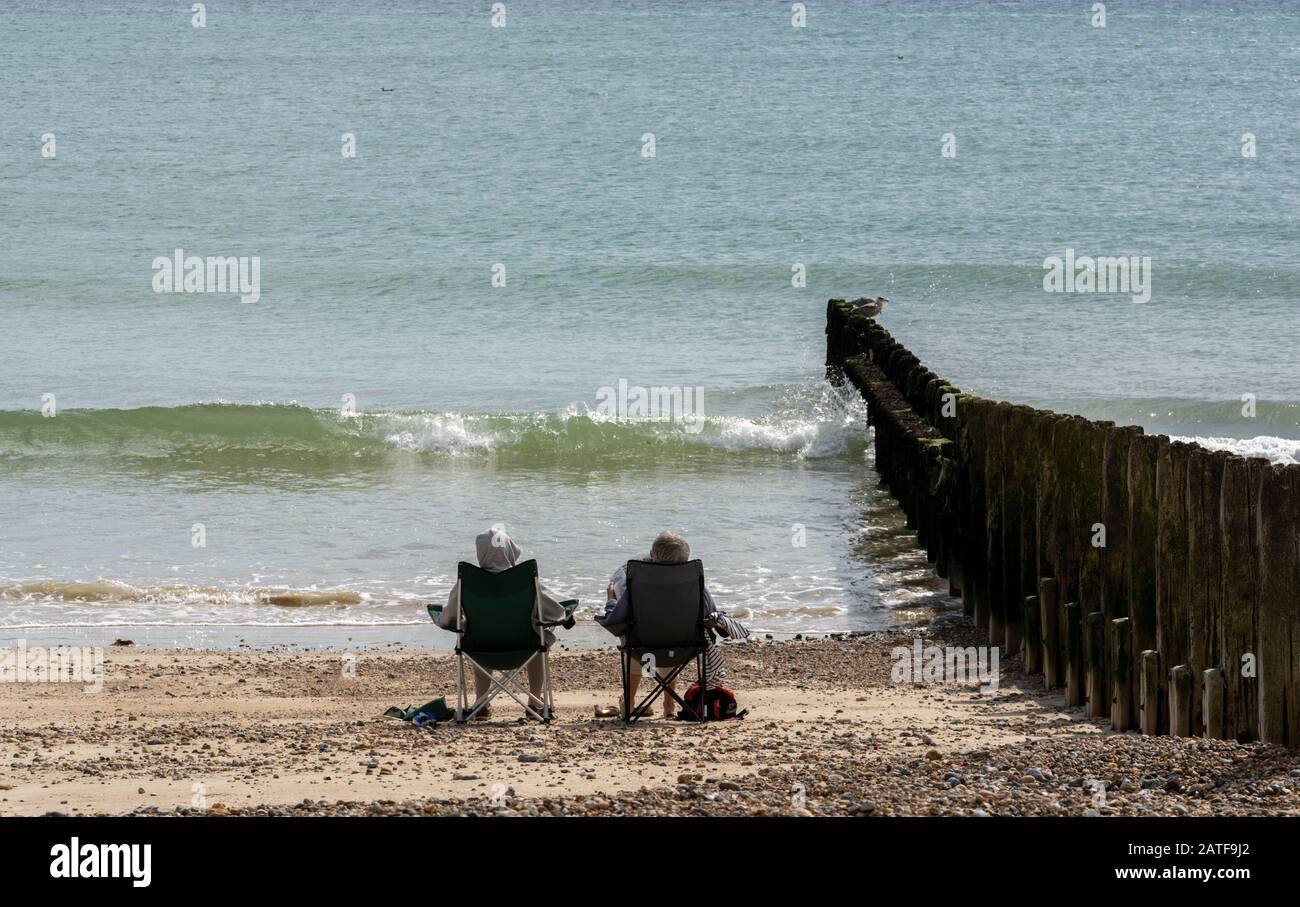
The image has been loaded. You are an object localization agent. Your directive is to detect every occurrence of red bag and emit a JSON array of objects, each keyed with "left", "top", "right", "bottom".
[{"left": 678, "top": 683, "right": 746, "bottom": 720}]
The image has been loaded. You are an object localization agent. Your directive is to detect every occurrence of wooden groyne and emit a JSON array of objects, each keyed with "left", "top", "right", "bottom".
[{"left": 827, "top": 298, "right": 1300, "bottom": 748}]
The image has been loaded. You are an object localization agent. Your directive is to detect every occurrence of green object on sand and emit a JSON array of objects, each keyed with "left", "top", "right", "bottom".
[{"left": 384, "top": 697, "right": 456, "bottom": 723}]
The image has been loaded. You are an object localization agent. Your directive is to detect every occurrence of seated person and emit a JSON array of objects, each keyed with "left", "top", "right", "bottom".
[
  {"left": 597, "top": 531, "right": 748, "bottom": 718},
  {"left": 437, "top": 526, "right": 569, "bottom": 719}
]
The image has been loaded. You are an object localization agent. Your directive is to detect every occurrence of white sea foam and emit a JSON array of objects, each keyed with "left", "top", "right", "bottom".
[
  {"left": 347, "top": 383, "right": 868, "bottom": 459},
  {"left": 1175, "top": 435, "right": 1300, "bottom": 465},
  {"left": 366, "top": 412, "right": 501, "bottom": 454}
]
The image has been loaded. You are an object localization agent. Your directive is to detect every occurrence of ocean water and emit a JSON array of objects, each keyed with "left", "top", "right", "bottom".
[{"left": 1, "top": 1, "right": 1296, "bottom": 646}]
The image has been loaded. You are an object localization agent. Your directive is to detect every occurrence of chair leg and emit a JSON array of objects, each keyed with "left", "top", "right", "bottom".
[
  {"left": 621, "top": 649, "right": 632, "bottom": 725},
  {"left": 456, "top": 651, "right": 466, "bottom": 723},
  {"left": 540, "top": 650, "right": 552, "bottom": 722},
  {"left": 696, "top": 652, "right": 707, "bottom": 722},
  {"left": 479, "top": 660, "right": 543, "bottom": 719},
  {"left": 642, "top": 661, "right": 693, "bottom": 720}
]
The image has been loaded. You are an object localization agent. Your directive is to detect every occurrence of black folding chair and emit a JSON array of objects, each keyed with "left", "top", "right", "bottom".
[{"left": 618, "top": 559, "right": 709, "bottom": 724}]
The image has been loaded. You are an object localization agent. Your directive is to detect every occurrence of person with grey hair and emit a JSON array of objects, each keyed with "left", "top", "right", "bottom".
[
  {"left": 437, "top": 526, "right": 569, "bottom": 719},
  {"left": 597, "top": 531, "right": 748, "bottom": 718}
]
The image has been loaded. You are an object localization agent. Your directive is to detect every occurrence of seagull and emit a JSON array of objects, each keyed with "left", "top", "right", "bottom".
[{"left": 848, "top": 296, "right": 889, "bottom": 317}]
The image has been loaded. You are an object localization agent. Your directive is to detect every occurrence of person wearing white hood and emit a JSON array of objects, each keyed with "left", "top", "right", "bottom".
[{"left": 437, "top": 526, "right": 569, "bottom": 719}]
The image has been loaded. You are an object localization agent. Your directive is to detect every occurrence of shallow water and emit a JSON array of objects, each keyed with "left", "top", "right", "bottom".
[{"left": 1, "top": 1, "right": 1295, "bottom": 644}]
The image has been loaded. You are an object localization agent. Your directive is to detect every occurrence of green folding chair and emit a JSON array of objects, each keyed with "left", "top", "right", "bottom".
[{"left": 428, "top": 559, "right": 576, "bottom": 722}]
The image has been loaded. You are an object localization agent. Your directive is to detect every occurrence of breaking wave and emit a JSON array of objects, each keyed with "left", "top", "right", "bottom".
[{"left": 0, "top": 383, "right": 869, "bottom": 470}]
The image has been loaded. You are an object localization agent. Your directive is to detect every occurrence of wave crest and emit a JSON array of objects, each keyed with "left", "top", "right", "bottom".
[{"left": 0, "top": 384, "right": 869, "bottom": 468}]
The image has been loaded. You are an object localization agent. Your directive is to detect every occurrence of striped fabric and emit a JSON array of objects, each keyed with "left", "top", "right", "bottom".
[{"left": 701, "top": 611, "right": 749, "bottom": 690}]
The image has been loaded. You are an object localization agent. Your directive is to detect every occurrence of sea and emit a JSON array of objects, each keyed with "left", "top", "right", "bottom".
[{"left": 1, "top": 0, "right": 1296, "bottom": 649}]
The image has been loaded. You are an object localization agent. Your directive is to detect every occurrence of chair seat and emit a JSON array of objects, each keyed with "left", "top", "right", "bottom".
[
  {"left": 462, "top": 648, "right": 542, "bottom": 671},
  {"left": 621, "top": 644, "right": 703, "bottom": 668}
]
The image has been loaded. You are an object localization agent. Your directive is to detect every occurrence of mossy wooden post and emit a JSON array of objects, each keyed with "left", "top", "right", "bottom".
[
  {"left": 1050, "top": 419, "right": 1086, "bottom": 693},
  {"left": 1085, "top": 611, "right": 1106, "bottom": 717},
  {"left": 1127, "top": 435, "right": 1162, "bottom": 731},
  {"left": 1109, "top": 617, "right": 1132, "bottom": 730},
  {"left": 824, "top": 299, "right": 849, "bottom": 370},
  {"left": 935, "top": 384, "right": 964, "bottom": 597},
  {"left": 1018, "top": 410, "right": 1043, "bottom": 662},
  {"left": 930, "top": 439, "right": 956, "bottom": 577},
  {"left": 1101, "top": 427, "right": 1138, "bottom": 627},
  {"left": 1040, "top": 577, "right": 1061, "bottom": 689},
  {"left": 1219, "top": 456, "right": 1260, "bottom": 742},
  {"left": 1099, "top": 425, "right": 1139, "bottom": 715},
  {"left": 1157, "top": 442, "right": 1195, "bottom": 730},
  {"left": 959, "top": 397, "right": 991, "bottom": 630},
  {"left": 958, "top": 461, "right": 975, "bottom": 616},
  {"left": 1075, "top": 421, "right": 1107, "bottom": 644},
  {"left": 1159, "top": 439, "right": 1190, "bottom": 727},
  {"left": 1169, "top": 664, "right": 1193, "bottom": 737},
  {"left": 934, "top": 383, "right": 962, "bottom": 442},
  {"left": 1036, "top": 418, "right": 1067, "bottom": 681},
  {"left": 984, "top": 403, "right": 1008, "bottom": 648},
  {"left": 1139, "top": 650, "right": 1160, "bottom": 734},
  {"left": 1064, "top": 602, "right": 1083, "bottom": 707},
  {"left": 1257, "top": 463, "right": 1300, "bottom": 747},
  {"left": 923, "top": 376, "right": 944, "bottom": 428},
  {"left": 916, "top": 437, "right": 940, "bottom": 558},
  {"left": 999, "top": 405, "right": 1027, "bottom": 656},
  {"left": 1034, "top": 413, "right": 1060, "bottom": 588},
  {"left": 1186, "top": 448, "right": 1224, "bottom": 741},
  {"left": 1049, "top": 418, "right": 1080, "bottom": 608},
  {"left": 1023, "top": 595, "right": 1042, "bottom": 674},
  {"left": 1202, "top": 668, "right": 1225, "bottom": 740}
]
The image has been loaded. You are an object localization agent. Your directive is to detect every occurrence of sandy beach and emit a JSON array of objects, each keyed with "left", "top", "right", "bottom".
[{"left": 4, "top": 620, "right": 1298, "bottom": 818}]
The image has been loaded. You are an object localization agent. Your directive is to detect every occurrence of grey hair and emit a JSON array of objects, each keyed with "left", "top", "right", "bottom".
[{"left": 649, "top": 531, "right": 690, "bottom": 564}]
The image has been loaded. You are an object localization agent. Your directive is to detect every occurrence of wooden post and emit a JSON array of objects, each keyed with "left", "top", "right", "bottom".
[
  {"left": 1127, "top": 435, "right": 1161, "bottom": 731},
  {"left": 1202, "top": 668, "right": 1224, "bottom": 740},
  {"left": 1219, "top": 456, "right": 1260, "bottom": 742},
  {"left": 1258, "top": 463, "right": 1300, "bottom": 747},
  {"left": 1016, "top": 408, "right": 1041, "bottom": 669},
  {"left": 985, "top": 404, "right": 1007, "bottom": 648},
  {"left": 1186, "top": 449, "right": 1222, "bottom": 741},
  {"left": 1033, "top": 414, "right": 1059, "bottom": 588},
  {"left": 1064, "top": 602, "right": 1082, "bottom": 707},
  {"left": 1170, "top": 664, "right": 1192, "bottom": 737},
  {"left": 1022, "top": 595, "right": 1042, "bottom": 675},
  {"left": 960, "top": 398, "right": 991, "bottom": 631},
  {"left": 1139, "top": 650, "right": 1160, "bottom": 734},
  {"left": 1000, "top": 406, "right": 1028, "bottom": 657},
  {"left": 1100, "top": 426, "right": 1138, "bottom": 625},
  {"left": 1040, "top": 578, "right": 1060, "bottom": 689},
  {"left": 1074, "top": 423, "right": 1106, "bottom": 669},
  {"left": 1156, "top": 442, "right": 1195, "bottom": 730},
  {"left": 1085, "top": 612, "right": 1106, "bottom": 718},
  {"left": 1109, "top": 617, "right": 1132, "bottom": 731}
]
